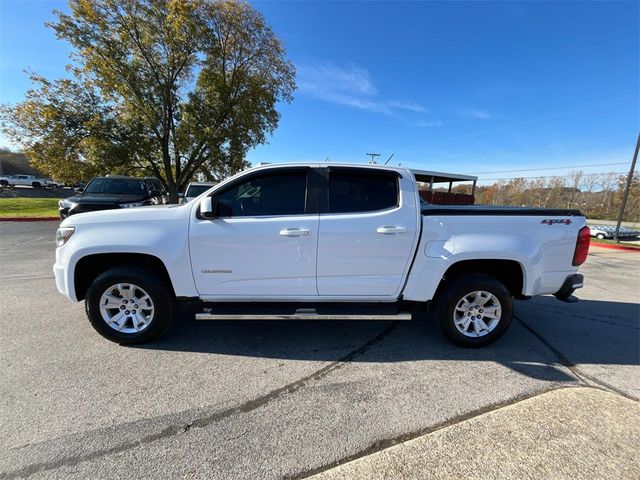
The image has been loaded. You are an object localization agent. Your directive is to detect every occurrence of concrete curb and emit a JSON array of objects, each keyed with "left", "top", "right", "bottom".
[
  {"left": 307, "top": 387, "right": 640, "bottom": 480},
  {"left": 591, "top": 242, "right": 640, "bottom": 252},
  {"left": 0, "top": 217, "right": 59, "bottom": 222}
]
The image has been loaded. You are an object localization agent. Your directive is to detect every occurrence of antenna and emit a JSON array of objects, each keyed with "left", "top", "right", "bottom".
[
  {"left": 384, "top": 153, "right": 395, "bottom": 165},
  {"left": 366, "top": 153, "right": 380, "bottom": 164}
]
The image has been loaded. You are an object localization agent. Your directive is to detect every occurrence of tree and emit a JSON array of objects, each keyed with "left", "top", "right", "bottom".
[
  {"left": 616, "top": 173, "right": 640, "bottom": 222},
  {"left": 566, "top": 170, "right": 584, "bottom": 208},
  {"left": 0, "top": 0, "right": 295, "bottom": 201}
]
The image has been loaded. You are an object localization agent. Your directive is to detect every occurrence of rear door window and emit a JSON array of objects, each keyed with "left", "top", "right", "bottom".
[{"left": 327, "top": 168, "right": 399, "bottom": 213}]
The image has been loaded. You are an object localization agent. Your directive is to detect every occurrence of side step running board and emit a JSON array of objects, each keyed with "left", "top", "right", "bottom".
[{"left": 195, "top": 308, "right": 412, "bottom": 321}]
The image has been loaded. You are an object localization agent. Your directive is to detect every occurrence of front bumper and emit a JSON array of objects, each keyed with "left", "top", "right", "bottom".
[
  {"left": 53, "top": 263, "right": 69, "bottom": 298},
  {"left": 554, "top": 274, "right": 584, "bottom": 302}
]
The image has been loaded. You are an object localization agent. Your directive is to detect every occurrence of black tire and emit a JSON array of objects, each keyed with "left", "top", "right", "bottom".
[
  {"left": 85, "top": 265, "right": 174, "bottom": 344},
  {"left": 432, "top": 273, "right": 513, "bottom": 347},
  {"left": 0, "top": 180, "right": 8, "bottom": 187},
  {"left": 596, "top": 233, "right": 605, "bottom": 240},
  {"left": 32, "top": 181, "right": 41, "bottom": 188}
]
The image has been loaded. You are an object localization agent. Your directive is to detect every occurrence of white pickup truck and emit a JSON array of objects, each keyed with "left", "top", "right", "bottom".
[
  {"left": 54, "top": 163, "right": 590, "bottom": 347},
  {"left": 0, "top": 174, "right": 60, "bottom": 188}
]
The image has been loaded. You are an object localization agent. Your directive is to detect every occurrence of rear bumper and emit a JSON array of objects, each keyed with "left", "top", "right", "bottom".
[{"left": 554, "top": 274, "right": 584, "bottom": 302}]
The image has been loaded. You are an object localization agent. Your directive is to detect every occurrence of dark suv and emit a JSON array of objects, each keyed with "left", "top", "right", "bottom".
[{"left": 58, "top": 176, "right": 169, "bottom": 219}]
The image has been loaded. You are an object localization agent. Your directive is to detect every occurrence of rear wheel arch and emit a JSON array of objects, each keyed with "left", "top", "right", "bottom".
[
  {"left": 73, "top": 253, "right": 176, "bottom": 301},
  {"left": 435, "top": 259, "right": 526, "bottom": 300}
]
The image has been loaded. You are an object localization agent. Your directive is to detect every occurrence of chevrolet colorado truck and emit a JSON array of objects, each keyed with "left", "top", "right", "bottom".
[{"left": 53, "top": 163, "right": 589, "bottom": 347}]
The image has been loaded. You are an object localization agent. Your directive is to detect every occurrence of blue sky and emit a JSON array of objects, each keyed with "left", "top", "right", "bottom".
[{"left": 0, "top": 0, "right": 638, "bottom": 184}]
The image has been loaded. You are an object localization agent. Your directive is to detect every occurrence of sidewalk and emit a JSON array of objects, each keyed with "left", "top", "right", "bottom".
[{"left": 308, "top": 388, "right": 639, "bottom": 479}]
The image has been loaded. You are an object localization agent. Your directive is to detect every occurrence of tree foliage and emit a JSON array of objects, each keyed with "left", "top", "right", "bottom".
[
  {"left": 473, "top": 172, "right": 640, "bottom": 221},
  {"left": 0, "top": 0, "right": 295, "bottom": 200}
]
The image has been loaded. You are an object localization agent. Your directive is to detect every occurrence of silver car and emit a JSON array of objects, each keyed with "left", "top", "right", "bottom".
[
  {"left": 588, "top": 225, "right": 639, "bottom": 240},
  {"left": 180, "top": 182, "right": 215, "bottom": 204}
]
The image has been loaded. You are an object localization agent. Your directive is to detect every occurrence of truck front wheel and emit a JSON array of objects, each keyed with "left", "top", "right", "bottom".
[
  {"left": 85, "top": 266, "right": 174, "bottom": 344},
  {"left": 433, "top": 274, "right": 513, "bottom": 347}
]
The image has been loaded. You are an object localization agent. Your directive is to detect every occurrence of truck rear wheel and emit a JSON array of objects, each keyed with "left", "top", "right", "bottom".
[
  {"left": 433, "top": 274, "right": 512, "bottom": 347},
  {"left": 85, "top": 266, "right": 173, "bottom": 345}
]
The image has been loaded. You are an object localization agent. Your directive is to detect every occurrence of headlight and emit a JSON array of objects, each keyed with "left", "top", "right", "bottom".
[
  {"left": 119, "top": 201, "right": 145, "bottom": 208},
  {"left": 56, "top": 227, "right": 75, "bottom": 247},
  {"left": 58, "top": 199, "right": 76, "bottom": 209}
]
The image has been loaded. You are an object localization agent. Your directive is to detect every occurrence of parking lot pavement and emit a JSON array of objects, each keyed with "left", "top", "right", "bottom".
[{"left": 0, "top": 222, "right": 638, "bottom": 479}]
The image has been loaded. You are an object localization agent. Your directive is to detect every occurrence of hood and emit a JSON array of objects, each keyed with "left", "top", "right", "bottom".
[
  {"left": 60, "top": 203, "right": 189, "bottom": 227},
  {"left": 64, "top": 193, "right": 149, "bottom": 204}
]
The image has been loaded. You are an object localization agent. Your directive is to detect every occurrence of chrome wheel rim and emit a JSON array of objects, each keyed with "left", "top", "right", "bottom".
[
  {"left": 453, "top": 290, "right": 502, "bottom": 338},
  {"left": 99, "top": 283, "right": 154, "bottom": 333}
]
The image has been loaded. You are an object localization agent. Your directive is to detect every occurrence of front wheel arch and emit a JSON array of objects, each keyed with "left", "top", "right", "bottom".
[{"left": 74, "top": 252, "right": 175, "bottom": 301}]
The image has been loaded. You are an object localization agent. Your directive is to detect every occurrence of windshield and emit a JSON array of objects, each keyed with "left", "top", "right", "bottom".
[
  {"left": 186, "top": 184, "right": 212, "bottom": 197},
  {"left": 84, "top": 178, "right": 148, "bottom": 195}
]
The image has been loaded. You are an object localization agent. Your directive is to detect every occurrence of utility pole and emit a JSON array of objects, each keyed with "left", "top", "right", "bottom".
[
  {"left": 366, "top": 153, "right": 380, "bottom": 164},
  {"left": 613, "top": 133, "right": 639, "bottom": 243}
]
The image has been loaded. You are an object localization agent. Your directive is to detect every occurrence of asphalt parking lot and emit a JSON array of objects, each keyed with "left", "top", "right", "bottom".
[{"left": 1, "top": 221, "right": 638, "bottom": 479}]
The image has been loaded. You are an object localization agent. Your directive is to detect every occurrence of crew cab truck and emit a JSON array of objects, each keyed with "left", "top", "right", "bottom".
[
  {"left": 53, "top": 163, "right": 590, "bottom": 347},
  {"left": 0, "top": 174, "right": 59, "bottom": 188}
]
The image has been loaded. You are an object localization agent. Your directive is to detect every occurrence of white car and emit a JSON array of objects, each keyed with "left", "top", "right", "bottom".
[
  {"left": 180, "top": 182, "right": 215, "bottom": 203},
  {"left": 0, "top": 174, "right": 60, "bottom": 188},
  {"left": 54, "top": 163, "right": 589, "bottom": 347}
]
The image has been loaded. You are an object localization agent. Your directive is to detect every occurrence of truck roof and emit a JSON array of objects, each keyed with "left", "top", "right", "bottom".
[{"left": 247, "top": 162, "right": 476, "bottom": 183}]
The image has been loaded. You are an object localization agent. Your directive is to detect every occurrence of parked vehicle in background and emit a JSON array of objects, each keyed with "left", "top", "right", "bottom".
[
  {"left": 54, "top": 163, "right": 590, "bottom": 348},
  {"left": 0, "top": 174, "right": 60, "bottom": 188},
  {"left": 588, "top": 224, "right": 640, "bottom": 240},
  {"left": 42, "top": 178, "right": 62, "bottom": 189},
  {"left": 0, "top": 174, "right": 15, "bottom": 187},
  {"left": 180, "top": 182, "right": 215, "bottom": 203},
  {"left": 58, "top": 175, "right": 169, "bottom": 219},
  {"left": 620, "top": 226, "right": 640, "bottom": 238}
]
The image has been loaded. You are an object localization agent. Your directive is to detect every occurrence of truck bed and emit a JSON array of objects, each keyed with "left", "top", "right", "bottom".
[{"left": 421, "top": 205, "right": 583, "bottom": 216}]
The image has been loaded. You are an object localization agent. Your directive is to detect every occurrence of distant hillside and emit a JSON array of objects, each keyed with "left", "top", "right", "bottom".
[{"left": 0, "top": 149, "right": 44, "bottom": 177}]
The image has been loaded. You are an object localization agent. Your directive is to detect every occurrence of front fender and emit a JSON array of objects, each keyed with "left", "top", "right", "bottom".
[{"left": 54, "top": 208, "right": 197, "bottom": 301}]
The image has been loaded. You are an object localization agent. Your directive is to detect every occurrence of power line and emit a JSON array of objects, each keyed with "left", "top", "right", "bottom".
[
  {"left": 471, "top": 162, "right": 630, "bottom": 175},
  {"left": 478, "top": 171, "right": 628, "bottom": 182}
]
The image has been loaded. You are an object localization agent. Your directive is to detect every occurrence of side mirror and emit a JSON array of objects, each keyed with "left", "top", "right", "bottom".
[
  {"left": 200, "top": 197, "right": 216, "bottom": 218},
  {"left": 177, "top": 193, "right": 185, "bottom": 199},
  {"left": 74, "top": 187, "right": 83, "bottom": 193}
]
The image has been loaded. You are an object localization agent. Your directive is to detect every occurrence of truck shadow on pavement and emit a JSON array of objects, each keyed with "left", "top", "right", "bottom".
[{"left": 137, "top": 297, "right": 639, "bottom": 384}]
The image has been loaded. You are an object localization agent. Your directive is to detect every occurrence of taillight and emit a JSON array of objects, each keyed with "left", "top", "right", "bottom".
[{"left": 572, "top": 226, "right": 590, "bottom": 266}]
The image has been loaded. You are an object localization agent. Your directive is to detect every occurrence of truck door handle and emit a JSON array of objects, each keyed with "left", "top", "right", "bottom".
[
  {"left": 376, "top": 226, "right": 406, "bottom": 235},
  {"left": 280, "top": 228, "right": 311, "bottom": 237}
]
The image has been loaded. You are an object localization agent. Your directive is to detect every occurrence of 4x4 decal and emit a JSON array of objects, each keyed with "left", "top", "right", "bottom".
[{"left": 541, "top": 219, "right": 572, "bottom": 225}]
